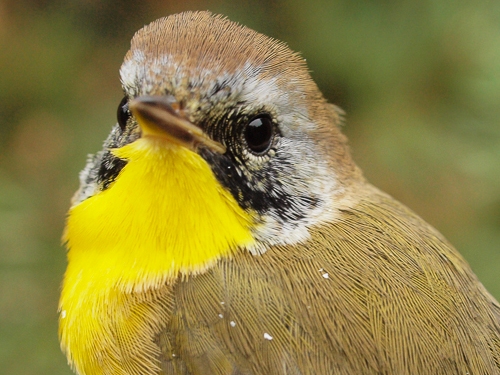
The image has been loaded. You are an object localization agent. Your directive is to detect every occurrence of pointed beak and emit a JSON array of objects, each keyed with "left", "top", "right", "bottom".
[{"left": 129, "top": 95, "right": 226, "bottom": 154}]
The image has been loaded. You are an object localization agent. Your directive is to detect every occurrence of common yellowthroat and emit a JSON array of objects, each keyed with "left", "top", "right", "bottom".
[{"left": 59, "top": 11, "right": 500, "bottom": 375}]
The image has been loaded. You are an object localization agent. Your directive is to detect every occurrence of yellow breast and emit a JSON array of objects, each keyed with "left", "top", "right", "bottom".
[{"left": 59, "top": 138, "right": 254, "bottom": 374}]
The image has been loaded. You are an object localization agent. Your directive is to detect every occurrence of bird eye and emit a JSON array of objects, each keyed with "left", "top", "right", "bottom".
[
  {"left": 117, "top": 96, "right": 131, "bottom": 131},
  {"left": 244, "top": 115, "right": 274, "bottom": 154}
]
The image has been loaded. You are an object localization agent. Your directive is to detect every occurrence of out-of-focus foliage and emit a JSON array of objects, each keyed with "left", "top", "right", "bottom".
[{"left": 0, "top": 1, "right": 498, "bottom": 374}]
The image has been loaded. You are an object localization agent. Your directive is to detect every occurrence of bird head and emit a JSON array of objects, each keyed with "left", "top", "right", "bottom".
[{"left": 65, "top": 11, "right": 362, "bottom": 289}]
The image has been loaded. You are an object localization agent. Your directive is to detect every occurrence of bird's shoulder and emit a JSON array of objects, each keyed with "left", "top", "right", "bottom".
[{"left": 156, "top": 184, "right": 500, "bottom": 374}]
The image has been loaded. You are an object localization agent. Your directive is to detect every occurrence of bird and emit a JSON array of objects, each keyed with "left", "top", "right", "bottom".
[{"left": 58, "top": 10, "right": 500, "bottom": 375}]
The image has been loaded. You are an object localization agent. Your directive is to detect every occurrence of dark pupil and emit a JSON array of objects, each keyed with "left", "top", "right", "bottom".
[
  {"left": 244, "top": 116, "right": 273, "bottom": 154},
  {"left": 117, "top": 96, "right": 130, "bottom": 130}
]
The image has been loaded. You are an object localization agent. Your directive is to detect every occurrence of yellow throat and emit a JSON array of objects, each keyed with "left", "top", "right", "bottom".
[{"left": 59, "top": 137, "right": 254, "bottom": 373}]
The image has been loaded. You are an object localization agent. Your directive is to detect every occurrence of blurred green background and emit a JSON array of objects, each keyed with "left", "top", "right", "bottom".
[{"left": 0, "top": 0, "right": 499, "bottom": 373}]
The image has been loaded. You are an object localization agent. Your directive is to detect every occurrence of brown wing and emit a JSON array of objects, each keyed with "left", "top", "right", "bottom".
[{"left": 155, "top": 185, "right": 500, "bottom": 374}]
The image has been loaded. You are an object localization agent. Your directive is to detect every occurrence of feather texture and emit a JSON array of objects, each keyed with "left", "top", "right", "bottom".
[{"left": 146, "top": 185, "right": 500, "bottom": 374}]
